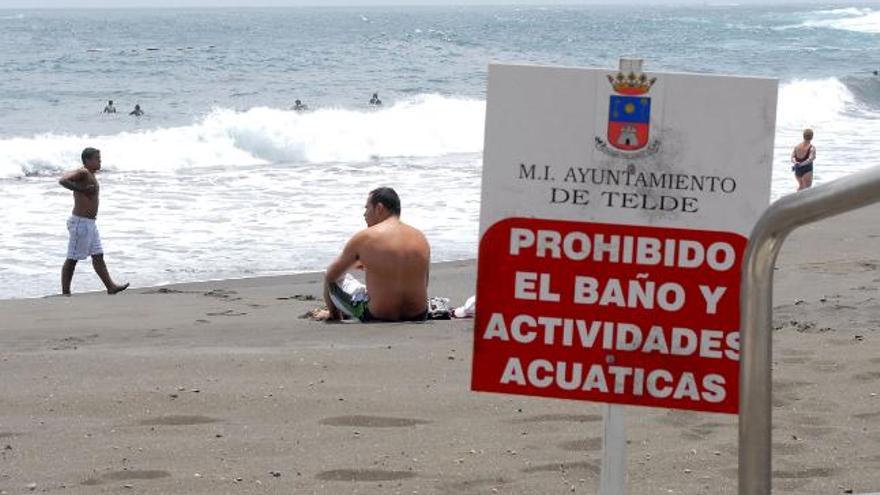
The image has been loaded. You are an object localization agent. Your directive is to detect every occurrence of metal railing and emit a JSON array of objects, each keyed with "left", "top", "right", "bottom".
[{"left": 739, "top": 166, "right": 880, "bottom": 494}]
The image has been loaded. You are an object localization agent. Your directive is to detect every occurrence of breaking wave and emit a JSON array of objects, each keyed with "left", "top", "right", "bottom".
[{"left": 0, "top": 94, "right": 485, "bottom": 178}]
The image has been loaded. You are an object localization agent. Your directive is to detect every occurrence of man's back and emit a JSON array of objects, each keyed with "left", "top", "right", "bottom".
[{"left": 358, "top": 219, "right": 429, "bottom": 320}]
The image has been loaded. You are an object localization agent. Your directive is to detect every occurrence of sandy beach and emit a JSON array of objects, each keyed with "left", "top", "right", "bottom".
[{"left": 0, "top": 204, "right": 878, "bottom": 494}]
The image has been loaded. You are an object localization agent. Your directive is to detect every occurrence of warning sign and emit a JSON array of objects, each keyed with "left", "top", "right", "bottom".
[{"left": 472, "top": 61, "right": 777, "bottom": 413}]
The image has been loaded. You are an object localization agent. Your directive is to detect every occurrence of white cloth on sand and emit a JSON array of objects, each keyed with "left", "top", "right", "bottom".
[{"left": 453, "top": 295, "right": 476, "bottom": 318}]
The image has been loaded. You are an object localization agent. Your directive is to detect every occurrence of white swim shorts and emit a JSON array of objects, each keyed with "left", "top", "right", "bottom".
[{"left": 66, "top": 215, "right": 103, "bottom": 260}]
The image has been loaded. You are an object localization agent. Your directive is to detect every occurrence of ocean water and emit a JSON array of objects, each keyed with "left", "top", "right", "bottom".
[{"left": 1, "top": 5, "right": 879, "bottom": 299}]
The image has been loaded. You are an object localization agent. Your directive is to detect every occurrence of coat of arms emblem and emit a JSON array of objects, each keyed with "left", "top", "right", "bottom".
[{"left": 596, "top": 59, "right": 660, "bottom": 158}]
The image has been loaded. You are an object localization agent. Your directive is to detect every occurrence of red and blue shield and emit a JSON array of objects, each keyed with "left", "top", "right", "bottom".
[{"left": 608, "top": 95, "right": 651, "bottom": 151}]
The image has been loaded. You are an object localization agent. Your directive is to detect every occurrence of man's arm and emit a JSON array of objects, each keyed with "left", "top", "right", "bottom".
[
  {"left": 322, "top": 233, "right": 364, "bottom": 320},
  {"left": 58, "top": 169, "right": 95, "bottom": 193},
  {"left": 805, "top": 146, "right": 816, "bottom": 166}
]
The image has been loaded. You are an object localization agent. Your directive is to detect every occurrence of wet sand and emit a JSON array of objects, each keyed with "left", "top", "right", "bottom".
[{"left": 0, "top": 204, "right": 878, "bottom": 494}]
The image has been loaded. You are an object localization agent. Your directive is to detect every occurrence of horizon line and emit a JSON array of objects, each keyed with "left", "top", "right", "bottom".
[{"left": 0, "top": 1, "right": 831, "bottom": 10}]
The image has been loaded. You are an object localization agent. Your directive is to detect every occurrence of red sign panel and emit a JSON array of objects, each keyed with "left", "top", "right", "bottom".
[{"left": 471, "top": 217, "right": 746, "bottom": 414}]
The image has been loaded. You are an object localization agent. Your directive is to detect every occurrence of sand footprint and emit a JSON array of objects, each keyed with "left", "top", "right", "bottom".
[
  {"left": 315, "top": 469, "right": 416, "bottom": 482},
  {"left": 778, "top": 356, "right": 811, "bottom": 364},
  {"left": 202, "top": 289, "right": 240, "bottom": 300},
  {"left": 319, "top": 415, "right": 429, "bottom": 427},
  {"left": 771, "top": 379, "right": 813, "bottom": 408},
  {"left": 205, "top": 309, "right": 247, "bottom": 317},
  {"left": 138, "top": 415, "right": 219, "bottom": 426},
  {"left": 853, "top": 370, "right": 880, "bottom": 382},
  {"left": 436, "top": 476, "right": 509, "bottom": 495},
  {"left": 771, "top": 442, "right": 807, "bottom": 455},
  {"left": 144, "top": 288, "right": 191, "bottom": 295},
  {"left": 521, "top": 461, "right": 599, "bottom": 475},
  {"left": 82, "top": 470, "right": 171, "bottom": 485},
  {"left": 49, "top": 333, "right": 100, "bottom": 351},
  {"left": 654, "top": 410, "right": 702, "bottom": 427},
  {"left": 509, "top": 413, "right": 602, "bottom": 424},
  {"left": 853, "top": 411, "right": 880, "bottom": 420},
  {"left": 681, "top": 421, "right": 731, "bottom": 441},
  {"left": 773, "top": 467, "right": 836, "bottom": 479},
  {"left": 778, "top": 348, "right": 814, "bottom": 357},
  {"left": 787, "top": 414, "right": 829, "bottom": 427},
  {"left": 559, "top": 437, "right": 603, "bottom": 452},
  {"left": 813, "top": 359, "right": 844, "bottom": 372},
  {"left": 719, "top": 466, "right": 833, "bottom": 491},
  {"left": 719, "top": 441, "right": 805, "bottom": 456},
  {"left": 277, "top": 294, "right": 317, "bottom": 301}
]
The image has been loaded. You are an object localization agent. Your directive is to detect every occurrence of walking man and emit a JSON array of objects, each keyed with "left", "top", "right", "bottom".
[{"left": 59, "top": 147, "right": 129, "bottom": 295}]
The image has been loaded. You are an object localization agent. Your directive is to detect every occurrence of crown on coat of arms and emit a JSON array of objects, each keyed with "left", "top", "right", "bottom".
[
  {"left": 607, "top": 58, "right": 656, "bottom": 95},
  {"left": 607, "top": 72, "right": 656, "bottom": 95}
]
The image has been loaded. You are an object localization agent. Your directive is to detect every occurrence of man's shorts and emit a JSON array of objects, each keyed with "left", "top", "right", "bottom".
[
  {"left": 328, "top": 274, "right": 371, "bottom": 322},
  {"left": 66, "top": 215, "right": 103, "bottom": 260},
  {"left": 328, "top": 274, "right": 428, "bottom": 323}
]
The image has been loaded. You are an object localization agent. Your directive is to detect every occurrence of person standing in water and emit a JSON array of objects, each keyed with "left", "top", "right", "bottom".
[
  {"left": 791, "top": 128, "right": 816, "bottom": 191},
  {"left": 58, "top": 147, "right": 129, "bottom": 296}
]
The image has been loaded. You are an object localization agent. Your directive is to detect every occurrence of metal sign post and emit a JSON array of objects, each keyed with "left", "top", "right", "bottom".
[
  {"left": 739, "top": 165, "right": 880, "bottom": 495},
  {"left": 599, "top": 404, "right": 627, "bottom": 495}
]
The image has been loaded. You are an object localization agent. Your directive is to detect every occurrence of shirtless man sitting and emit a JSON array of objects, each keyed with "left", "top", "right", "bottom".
[
  {"left": 59, "top": 147, "right": 129, "bottom": 296},
  {"left": 319, "top": 187, "right": 430, "bottom": 322}
]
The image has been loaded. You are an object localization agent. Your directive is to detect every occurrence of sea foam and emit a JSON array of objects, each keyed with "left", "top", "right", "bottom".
[
  {"left": 801, "top": 7, "right": 880, "bottom": 34},
  {"left": 0, "top": 94, "right": 485, "bottom": 179}
]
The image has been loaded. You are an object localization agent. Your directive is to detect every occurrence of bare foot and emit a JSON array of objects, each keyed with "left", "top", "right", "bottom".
[
  {"left": 309, "top": 308, "right": 331, "bottom": 321},
  {"left": 108, "top": 282, "right": 129, "bottom": 295}
]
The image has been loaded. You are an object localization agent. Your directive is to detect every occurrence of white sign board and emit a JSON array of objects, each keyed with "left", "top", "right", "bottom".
[{"left": 472, "top": 62, "right": 777, "bottom": 414}]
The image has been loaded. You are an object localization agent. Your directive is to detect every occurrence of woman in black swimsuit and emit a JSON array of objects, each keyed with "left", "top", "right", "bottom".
[{"left": 791, "top": 128, "right": 815, "bottom": 191}]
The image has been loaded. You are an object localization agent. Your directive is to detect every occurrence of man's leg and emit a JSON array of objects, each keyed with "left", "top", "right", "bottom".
[
  {"left": 61, "top": 258, "right": 78, "bottom": 295},
  {"left": 91, "top": 254, "right": 129, "bottom": 295},
  {"left": 322, "top": 279, "right": 344, "bottom": 320}
]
